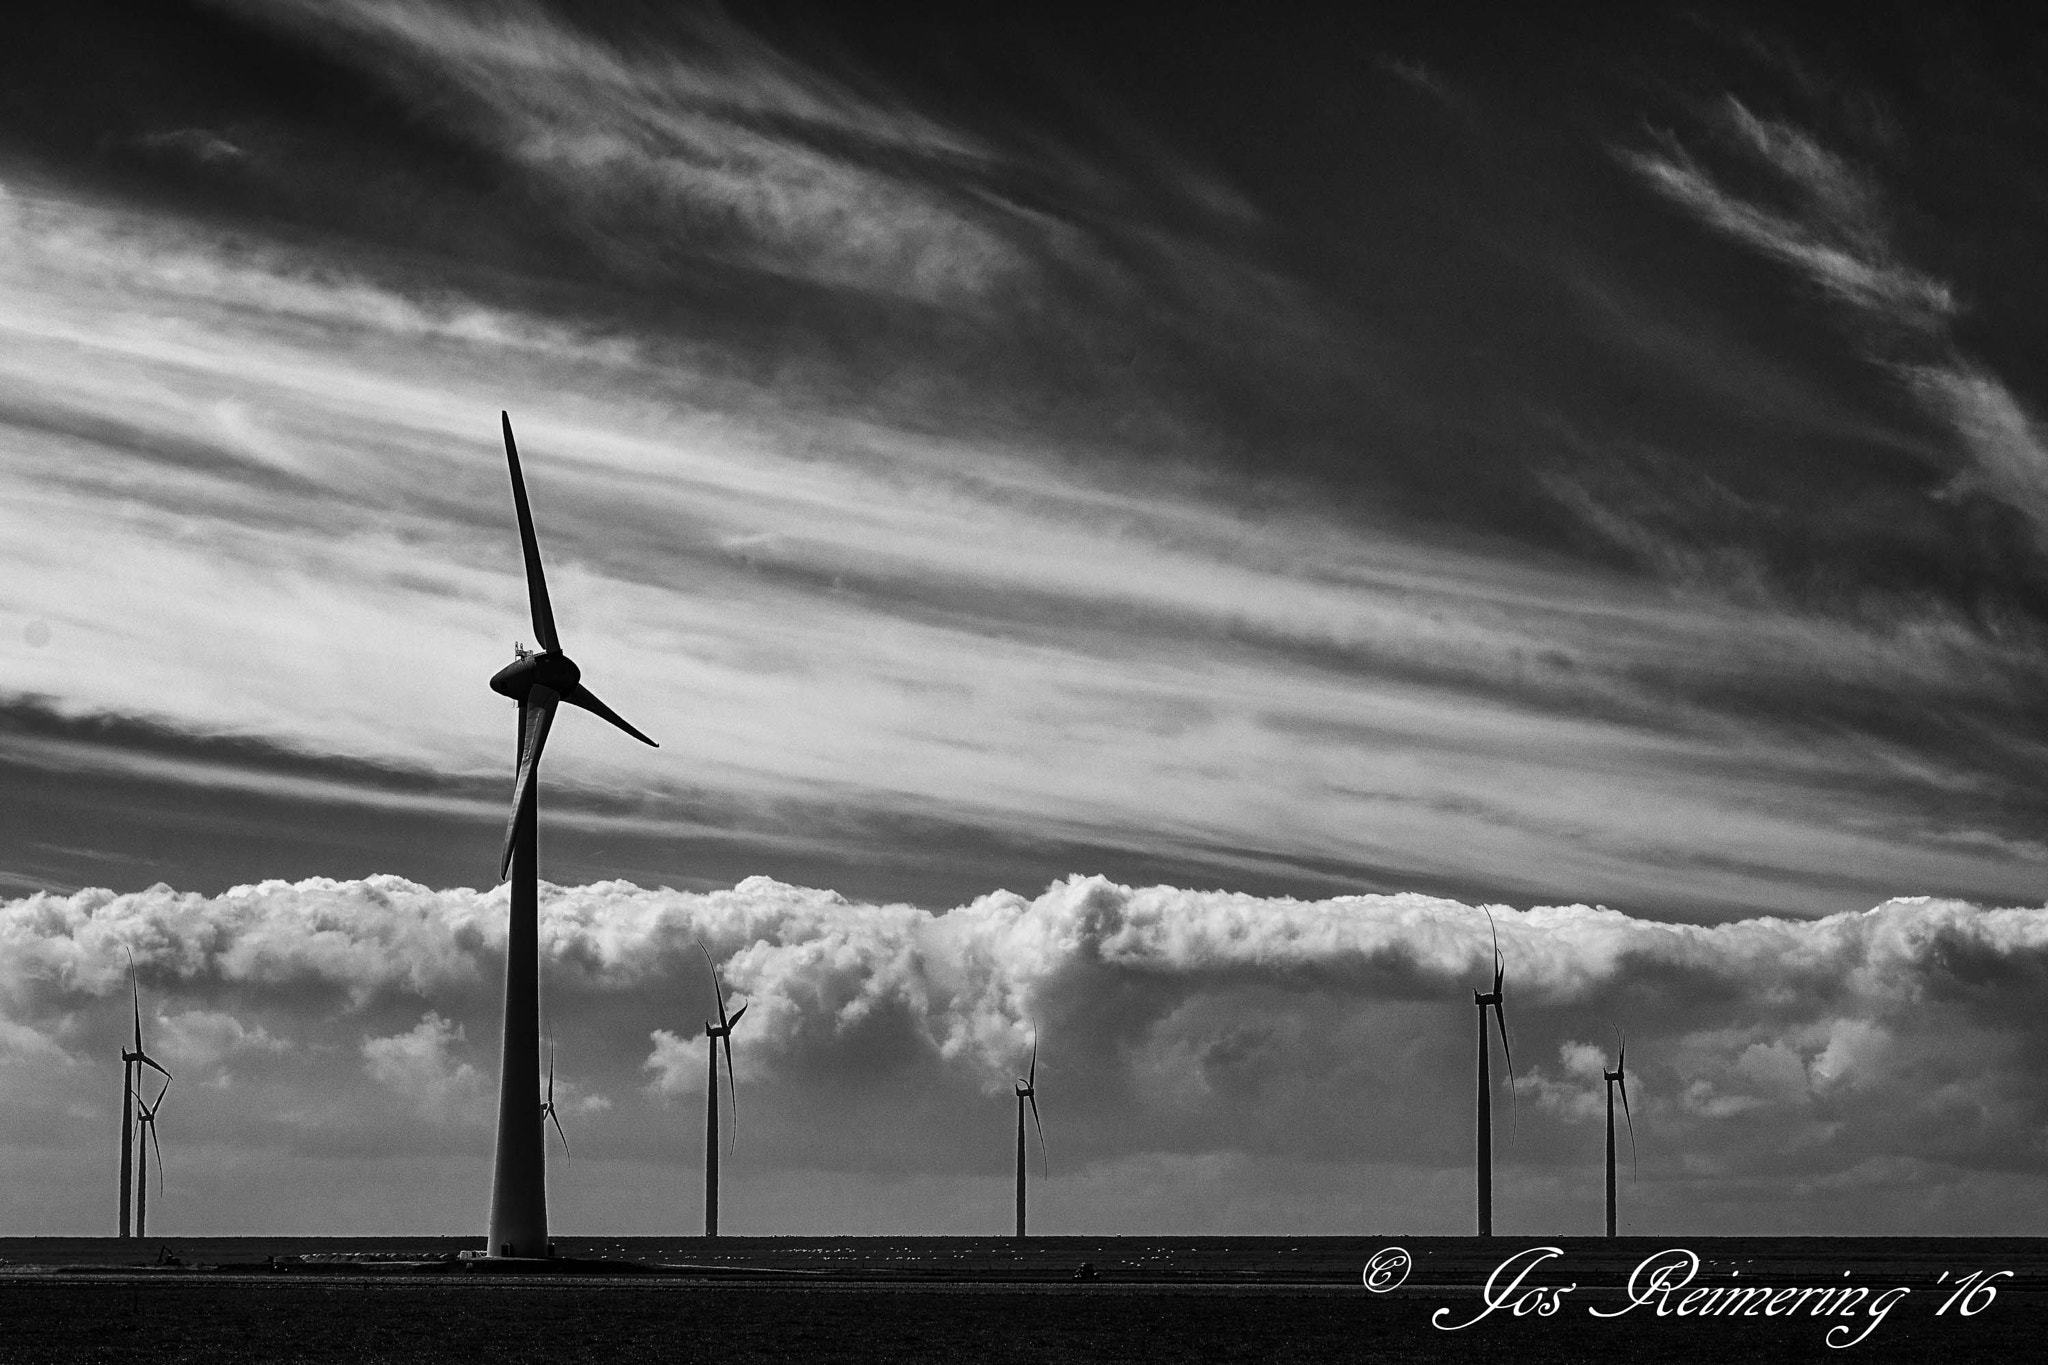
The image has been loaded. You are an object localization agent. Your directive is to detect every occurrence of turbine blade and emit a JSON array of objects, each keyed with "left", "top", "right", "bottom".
[
  {"left": 148, "top": 1119, "right": 165, "bottom": 1195},
  {"left": 134, "top": 1052, "right": 172, "bottom": 1081},
  {"left": 501, "top": 412, "right": 560, "bottom": 653},
  {"left": 1617, "top": 1028, "right": 1626, "bottom": 1075},
  {"left": 1484, "top": 907, "right": 1503, "bottom": 991},
  {"left": 1493, "top": 1000, "right": 1516, "bottom": 1136},
  {"left": 1620, "top": 1076, "right": 1638, "bottom": 1177},
  {"left": 721, "top": 1032, "right": 739, "bottom": 1155},
  {"left": 1028, "top": 1035, "right": 1037, "bottom": 1089},
  {"left": 128, "top": 948, "right": 143, "bottom": 1053},
  {"left": 563, "top": 684, "right": 658, "bottom": 748},
  {"left": 697, "top": 941, "right": 732, "bottom": 1031},
  {"left": 547, "top": 1105, "right": 571, "bottom": 1160},
  {"left": 499, "top": 689, "right": 558, "bottom": 879},
  {"left": 1028, "top": 1093, "right": 1047, "bottom": 1176},
  {"left": 726, "top": 1003, "right": 747, "bottom": 1029}
]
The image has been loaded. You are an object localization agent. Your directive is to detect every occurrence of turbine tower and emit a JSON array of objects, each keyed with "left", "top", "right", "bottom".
[
  {"left": 1604, "top": 1031, "right": 1637, "bottom": 1238},
  {"left": 1473, "top": 910, "right": 1514, "bottom": 1236},
  {"left": 487, "top": 411, "right": 657, "bottom": 1258},
  {"left": 117, "top": 954, "right": 170, "bottom": 1239},
  {"left": 133, "top": 1078, "right": 169, "bottom": 1240},
  {"left": 1013, "top": 1036, "right": 1046, "bottom": 1238},
  {"left": 697, "top": 942, "right": 745, "bottom": 1238}
]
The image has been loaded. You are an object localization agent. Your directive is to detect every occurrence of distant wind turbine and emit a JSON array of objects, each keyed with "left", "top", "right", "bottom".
[
  {"left": 698, "top": 941, "right": 746, "bottom": 1238},
  {"left": 1604, "top": 1030, "right": 1637, "bottom": 1238},
  {"left": 487, "top": 411, "right": 658, "bottom": 1259},
  {"left": 541, "top": 1037, "right": 570, "bottom": 1161},
  {"left": 133, "top": 1076, "right": 169, "bottom": 1240},
  {"left": 117, "top": 953, "right": 170, "bottom": 1240},
  {"left": 1013, "top": 1035, "right": 1046, "bottom": 1239},
  {"left": 1473, "top": 910, "right": 1514, "bottom": 1236}
]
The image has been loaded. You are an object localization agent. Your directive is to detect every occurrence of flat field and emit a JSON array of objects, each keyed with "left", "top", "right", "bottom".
[{"left": 1, "top": 1237, "right": 2042, "bottom": 1363}]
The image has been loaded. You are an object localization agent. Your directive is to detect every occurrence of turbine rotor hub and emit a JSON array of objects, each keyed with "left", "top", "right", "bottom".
[{"left": 489, "top": 649, "right": 582, "bottom": 700}]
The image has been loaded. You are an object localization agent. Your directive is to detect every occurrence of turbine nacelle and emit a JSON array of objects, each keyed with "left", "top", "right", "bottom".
[
  {"left": 705, "top": 1001, "right": 747, "bottom": 1042},
  {"left": 491, "top": 650, "right": 582, "bottom": 701}
]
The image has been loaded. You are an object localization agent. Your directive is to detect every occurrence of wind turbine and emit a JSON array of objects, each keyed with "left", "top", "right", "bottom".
[
  {"left": 487, "top": 411, "right": 657, "bottom": 1258},
  {"left": 1013, "top": 1035, "right": 1046, "bottom": 1239},
  {"left": 133, "top": 1076, "right": 169, "bottom": 1240},
  {"left": 1473, "top": 910, "right": 1514, "bottom": 1236},
  {"left": 1604, "top": 1030, "right": 1637, "bottom": 1238},
  {"left": 698, "top": 942, "right": 746, "bottom": 1238},
  {"left": 118, "top": 954, "right": 170, "bottom": 1239},
  {"left": 541, "top": 1038, "right": 570, "bottom": 1161}
]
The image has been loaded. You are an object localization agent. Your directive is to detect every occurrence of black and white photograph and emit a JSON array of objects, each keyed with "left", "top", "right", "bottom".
[{"left": 1, "top": 1, "right": 2045, "bottom": 1359}]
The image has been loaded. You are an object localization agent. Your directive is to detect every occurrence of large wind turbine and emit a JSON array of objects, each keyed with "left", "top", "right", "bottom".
[
  {"left": 117, "top": 955, "right": 170, "bottom": 1239},
  {"left": 1604, "top": 1031, "right": 1637, "bottom": 1238},
  {"left": 697, "top": 942, "right": 745, "bottom": 1238},
  {"left": 487, "top": 411, "right": 657, "bottom": 1258},
  {"left": 133, "top": 1077, "right": 169, "bottom": 1240},
  {"left": 1473, "top": 910, "right": 1514, "bottom": 1236},
  {"left": 1013, "top": 1036, "right": 1046, "bottom": 1239}
]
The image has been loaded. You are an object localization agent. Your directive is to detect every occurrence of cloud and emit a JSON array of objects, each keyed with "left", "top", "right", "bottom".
[
  {"left": 158, "top": 1008, "right": 290, "bottom": 1070},
  {"left": 0, "top": 1017, "right": 70, "bottom": 1066},
  {"left": 1908, "top": 362, "right": 2048, "bottom": 528},
  {"left": 643, "top": 1028, "right": 706, "bottom": 1098},
  {"left": 1621, "top": 93, "right": 2048, "bottom": 557},
  {"left": 0, "top": 876, "right": 495, "bottom": 1014},
  {"left": 7, "top": 173, "right": 2019, "bottom": 922},
  {"left": 14, "top": 13, "right": 2048, "bottom": 928},
  {"left": 362, "top": 1011, "right": 485, "bottom": 1121},
  {"left": 3, "top": 872, "right": 2047, "bottom": 1231},
  {"left": 239, "top": 0, "right": 1029, "bottom": 306},
  {"left": 1624, "top": 98, "right": 1953, "bottom": 328},
  {"left": 132, "top": 127, "right": 249, "bottom": 167}
]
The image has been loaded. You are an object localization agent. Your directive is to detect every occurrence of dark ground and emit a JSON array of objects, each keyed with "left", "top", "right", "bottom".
[{"left": 1, "top": 1237, "right": 2042, "bottom": 1362}]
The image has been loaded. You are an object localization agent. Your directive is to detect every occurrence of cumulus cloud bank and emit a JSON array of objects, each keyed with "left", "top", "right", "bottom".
[{"left": 3, "top": 874, "right": 2044, "bottom": 1234}]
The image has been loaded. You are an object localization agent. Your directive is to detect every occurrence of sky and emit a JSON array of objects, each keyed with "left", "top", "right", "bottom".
[{"left": 1, "top": 0, "right": 2046, "bottom": 1237}]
